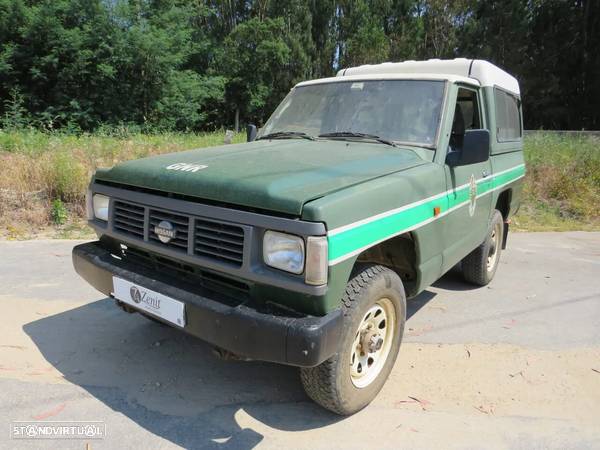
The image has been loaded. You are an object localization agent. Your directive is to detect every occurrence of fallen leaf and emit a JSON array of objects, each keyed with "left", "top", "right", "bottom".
[
  {"left": 474, "top": 404, "right": 495, "bottom": 415},
  {"left": 502, "top": 319, "right": 517, "bottom": 329},
  {"left": 33, "top": 403, "right": 66, "bottom": 420},
  {"left": 428, "top": 305, "right": 447, "bottom": 312},
  {"left": 408, "top": 396, "right": 432, "bottom": 411},
  {"left": 406, "top": 325, "right": 433, "bottom": 336},
  {"left": 394, "top": 396, "right": 432, "bottom": 411}
]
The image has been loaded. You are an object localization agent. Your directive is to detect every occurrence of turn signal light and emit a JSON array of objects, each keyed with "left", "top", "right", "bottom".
[{"left": 305, "top": 236, "right": 328, "bottom": 285}]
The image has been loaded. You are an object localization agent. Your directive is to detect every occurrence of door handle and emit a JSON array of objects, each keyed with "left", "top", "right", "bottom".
[{"left": 482, "top": 170, "right": 489, "bottom": 178}]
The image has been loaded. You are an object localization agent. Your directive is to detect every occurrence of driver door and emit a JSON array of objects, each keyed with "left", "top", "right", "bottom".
[{"left": 441, "top": 86, "right": 493, "bottom": 273}]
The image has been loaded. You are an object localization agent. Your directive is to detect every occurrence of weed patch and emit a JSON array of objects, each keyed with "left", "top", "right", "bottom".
[{"left": 0, "top": 130, "right": 598, "bottom": 237}]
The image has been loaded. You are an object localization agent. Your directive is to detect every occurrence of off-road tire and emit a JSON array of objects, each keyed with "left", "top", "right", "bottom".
[
  {"left": 462, "top": 209, "right": 504, "bottom": 286},
  {"left": 300, "top": 264, "right": 406, "bottom": 415}
]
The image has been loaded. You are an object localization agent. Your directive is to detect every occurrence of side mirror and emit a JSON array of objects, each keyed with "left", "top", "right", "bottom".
[
  {"left": 446, "top": 129, "right": 490, "bottom": 167},
  {"left": 246, "top": 124, "right": 257, "bottom": 142}
]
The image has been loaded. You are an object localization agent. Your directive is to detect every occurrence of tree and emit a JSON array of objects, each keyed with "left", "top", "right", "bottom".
[
  {"left": 218, "top": 17, "right": 291, "bottom": 127},
  {"left": 0, "top": 0, "right": 597, "bottom": 131},
  {"left": 335, "top": 0, "right": 390, "bottom": 68}
]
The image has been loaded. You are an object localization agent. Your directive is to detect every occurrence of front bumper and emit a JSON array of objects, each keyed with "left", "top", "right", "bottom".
[{"left": 72, "top": 242, "right": 343, "bottom": 367}]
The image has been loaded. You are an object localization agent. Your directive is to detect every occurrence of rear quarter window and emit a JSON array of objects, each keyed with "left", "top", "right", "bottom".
[{"left": 494, "top": 88, "right": 522, "bottom": 142}]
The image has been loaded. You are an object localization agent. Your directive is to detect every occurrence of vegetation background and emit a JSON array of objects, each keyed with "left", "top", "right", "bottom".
[
  {"left": 1, "top": 129, "right": 598, "bottom": 238},
  {"left": 0, "top": 0, "right": 598, "bottom": 131},
  {"left": 0, "top": 0, "right": 598, "bottom": 236}
]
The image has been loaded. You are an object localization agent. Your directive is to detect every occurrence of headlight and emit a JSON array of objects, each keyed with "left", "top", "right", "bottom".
[
  {"left": 92, "top": 194, "right": 110, "bottom": 221},
  {"left": 263, "top": 231, "right": 305, "bottom": 274}
]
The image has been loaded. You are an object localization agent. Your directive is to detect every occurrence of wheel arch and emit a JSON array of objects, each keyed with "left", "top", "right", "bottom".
[
  {"left": 495, "top": 188, "right": 513, "bottom": 220},
  {"left": 344, "top": 232, "right": 420, "bottom": 297}
]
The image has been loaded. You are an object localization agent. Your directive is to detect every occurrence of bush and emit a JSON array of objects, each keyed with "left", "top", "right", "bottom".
[
  {"left": 0, "top": 129, "right": 245, "bottom": 237},
  {"left": 50, "top": 199, "right": 68, "bottom": 225},
  {"left": 0, "top": 130, "right": 597, "bottom": 237},
  {"left": 44, "top": 150, "right": 89, "bottom": 201},
  {"left": 517, "top": 133, "right": 600, "bottom": 229}
]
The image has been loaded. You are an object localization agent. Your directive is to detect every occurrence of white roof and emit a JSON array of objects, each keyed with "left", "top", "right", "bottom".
[
  {"left": 336, "top": 58, "right": 520, "bottom": 95},
  {"left": 295, "top": 72, "right": 480, "bottom": 88}
]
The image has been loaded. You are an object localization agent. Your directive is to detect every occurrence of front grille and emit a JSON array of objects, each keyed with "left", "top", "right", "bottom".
[
  {"left": 194, "top": 219, "right": 244, "bottom": 265},
  {"left": 121, "top": 245, "right": 249, "bottom": 305},
  {"left": 149, "top": 209, "right": 189, "bottom": 252},
  {"left": 113, "top": 201, "right": 144, "bottom": 238},
  {"left": 111, "top": 199, "right": 245, "bottom": 267}
]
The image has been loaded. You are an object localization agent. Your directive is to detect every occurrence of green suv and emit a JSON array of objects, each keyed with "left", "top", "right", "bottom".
[{"left": 73, "top": 58, "right": 525, "bottom": 414}]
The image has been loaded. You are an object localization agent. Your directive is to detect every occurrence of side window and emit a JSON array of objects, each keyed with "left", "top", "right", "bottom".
[
  {"left": 456, "top": 88, "right": 481, "bottom": 130},
  {"left": 450, "top": 87, "right": 481, "bottom": 151},
  {"left": 494, "top": 88, "right": 522, "bottom": 141}
]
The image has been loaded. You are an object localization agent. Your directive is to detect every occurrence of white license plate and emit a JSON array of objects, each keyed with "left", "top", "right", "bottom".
[{"left": 112, "top": 277, "right": 186, "bottom": 327}]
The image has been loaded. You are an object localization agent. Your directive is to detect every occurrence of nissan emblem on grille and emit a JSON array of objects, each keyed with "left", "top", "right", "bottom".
[{"left": 154, "top": 220, "right": 176, "bottom": 243}]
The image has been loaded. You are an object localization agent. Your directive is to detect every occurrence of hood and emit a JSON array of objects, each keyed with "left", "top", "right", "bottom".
[{"left": 94, "top": 139, "right": 426, "bottom": 216}]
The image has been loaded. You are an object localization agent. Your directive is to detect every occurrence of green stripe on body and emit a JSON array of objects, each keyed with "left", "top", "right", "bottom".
[
  {"left": 328, "top": 195, "right": 451, "bottom": 262},
  {"left": 489, "top": 164, "right": 525, "bottom": 189},
  {"left": 328, "top": 164, "right": 525, "bottom": 264}
]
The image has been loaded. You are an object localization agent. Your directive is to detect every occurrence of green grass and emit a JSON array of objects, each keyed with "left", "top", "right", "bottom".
[
  {"left": 0, "top": 128, "right": 245, "bottom": 239},
  {"left": 0, "top": 129, "right": 598, "bottom": 238},
  {"left": 0, "top": 127, "right": 240, "bottom": 156},
  {"left": 513, "top": 133, "right": 600, "bottom": 231}
]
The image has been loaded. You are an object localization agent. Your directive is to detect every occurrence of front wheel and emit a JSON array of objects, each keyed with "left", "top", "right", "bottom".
[
  {"left": 462, "top": 209, "right": 504, "bottom": 286},
  {"left": 300, "top": 265, "right": 406, "bottom": 415}
]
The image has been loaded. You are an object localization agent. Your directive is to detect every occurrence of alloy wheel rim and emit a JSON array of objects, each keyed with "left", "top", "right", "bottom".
[{"left": 350, "top": 298, "right": 396, "bottom": 388}]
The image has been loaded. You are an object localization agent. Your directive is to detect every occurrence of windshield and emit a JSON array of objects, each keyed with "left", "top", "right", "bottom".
[{"left": 260, "top": 80, "right": 445, "bottom": 147}]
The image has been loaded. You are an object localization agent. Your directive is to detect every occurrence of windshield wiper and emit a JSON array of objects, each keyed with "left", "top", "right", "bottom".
[
  {"left": 258, "top": 131, "right": 316, "bottom": 141},
  {"left": 318, "top": 131, "right": 397, "bottom": 147}
]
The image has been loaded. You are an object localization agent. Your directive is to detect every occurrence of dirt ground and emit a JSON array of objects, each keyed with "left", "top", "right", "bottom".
[{"left": 0, "top": 232, "right": 599, "bottom": 449}]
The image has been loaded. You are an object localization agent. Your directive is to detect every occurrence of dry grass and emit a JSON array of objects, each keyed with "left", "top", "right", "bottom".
[
  {"left": 513, "top": 133, "right": 600, "bottom": 231},
  {"left": 0, "top": 129, "right": 598, "bottom": 238},
  {"left": 0, "top": 129, "right": 245, "bottom": 238}
]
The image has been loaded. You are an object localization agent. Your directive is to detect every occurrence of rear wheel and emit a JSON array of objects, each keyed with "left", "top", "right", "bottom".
[
  {"left": 300, "top": 265, "right": 406, "bottom": 415},
  {"left": 462, "top": 210, "right": 504, "bottom": 286}
]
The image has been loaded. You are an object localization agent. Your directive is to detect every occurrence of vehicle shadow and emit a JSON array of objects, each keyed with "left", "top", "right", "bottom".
[
  {"left": 23, "top": 271, "right": 447, "bottom": 449},
  {"left": 405, "top": 267, "right": 480, "bottom": 319},
  {"left": 407, "top": 290, "right": 437, "bottom": 319},
  {"left": 432, "top": 264, "right": 482, "bottom": 292},
  {"left": 23, "top": 299, "right": 342, "bottom": 449}
]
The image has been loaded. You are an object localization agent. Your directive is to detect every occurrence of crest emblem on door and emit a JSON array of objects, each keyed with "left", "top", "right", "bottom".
[{"left": 468, "top": 174, "right": 477, "bottom": 217}]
